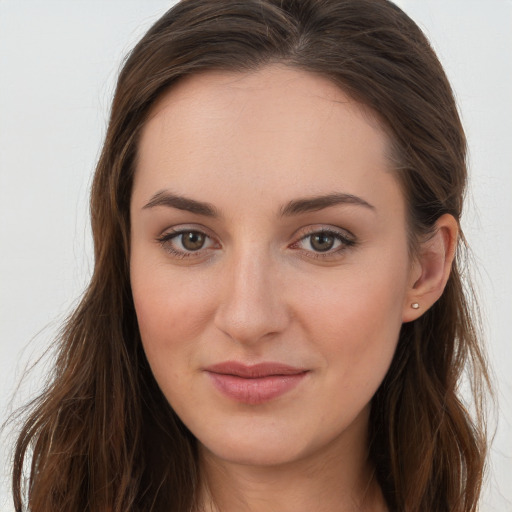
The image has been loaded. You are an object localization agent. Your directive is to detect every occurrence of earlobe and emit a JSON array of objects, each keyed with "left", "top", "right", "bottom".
[{"left": 402, "top": 214, "right": 458, "bottom": 323}]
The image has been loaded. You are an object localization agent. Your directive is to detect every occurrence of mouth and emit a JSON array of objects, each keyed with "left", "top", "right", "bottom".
[{"left": 203, "top": 361, "right": 309, "bottom": 405}]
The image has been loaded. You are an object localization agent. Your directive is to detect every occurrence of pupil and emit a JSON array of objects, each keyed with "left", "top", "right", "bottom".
[
  {"left": 311, "top": 233, "right": 334, "bottom": 252},
  {"left": 182, "top": 232, "right": 205, "bottom": 251}
]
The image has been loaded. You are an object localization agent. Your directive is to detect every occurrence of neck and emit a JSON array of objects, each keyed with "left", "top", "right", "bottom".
[{"left": 196, "top": 411, "right": 387, "bottom": 512}]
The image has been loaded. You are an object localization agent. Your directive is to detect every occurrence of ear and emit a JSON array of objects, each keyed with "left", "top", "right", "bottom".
[{"left": 402, "top": 214, "right": 458, "bottom": 323}]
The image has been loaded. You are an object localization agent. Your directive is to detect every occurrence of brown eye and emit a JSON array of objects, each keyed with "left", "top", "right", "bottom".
[
  {"left": 181, "top": 231, "right": 206, "bottom": 251},
  {"left": 292, "top": 228, "right": 356, "bottom": 259},
  {"left": 309, "top": 232, "right": 336, "bottom": 252},
  {"left": 157, "top": 228, "right": 218, "bottom": 259}
]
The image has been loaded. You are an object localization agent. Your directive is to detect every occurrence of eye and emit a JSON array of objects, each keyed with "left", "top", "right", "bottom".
[
  {"left": 156, "top": 228, "right": 217, "bottom": 258},
  {"left": 309, "top": 232, "right": 338, "bottom": 252},
  {"left": 180, "top": 231, "right": 207, "bottom": 251},
  {"left": 291, "top": 227, "right": 356, "bottom": 258}
]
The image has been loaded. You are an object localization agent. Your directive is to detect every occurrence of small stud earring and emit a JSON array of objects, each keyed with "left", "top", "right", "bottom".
[{"left": 411, "top": 302, "right": 420, "bottom": 309}]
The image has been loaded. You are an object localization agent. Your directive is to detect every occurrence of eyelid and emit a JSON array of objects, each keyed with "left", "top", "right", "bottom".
[
  {"left": 157, "top": 224, "right": 214, "bottom": 239},
  {"left": 289, "top": 225, "right": 357, "bottom": 258},
  {"left": 156, "top": 225, "right": 220, "bottom": 259},
  {"left": 155, "top": 223, "right": 356, "bottom": 260},
  {"left": 294, "top": 224, "right": 355, "bottom": 240}
]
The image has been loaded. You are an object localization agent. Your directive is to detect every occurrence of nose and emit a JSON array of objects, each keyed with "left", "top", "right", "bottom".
[{"left": 213, "top": 246, "right": 290, "bottom": 346}]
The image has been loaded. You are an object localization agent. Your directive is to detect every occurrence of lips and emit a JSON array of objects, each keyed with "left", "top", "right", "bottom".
[{"left": 203, "top": 362, "right": 309, "bottom": 404}]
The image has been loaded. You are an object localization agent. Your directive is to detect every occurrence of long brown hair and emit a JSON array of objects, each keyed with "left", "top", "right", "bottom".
[{"left": 12, "top": 1, "right": 490, "bottom": 510}]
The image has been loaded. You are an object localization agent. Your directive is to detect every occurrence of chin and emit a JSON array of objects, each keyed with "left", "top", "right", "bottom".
[
  {"left": 202, "top": 438, "right": 308, "bottom": 467},
  {"left": 193, "top": 417, "right": 308, "bottom": 466}
]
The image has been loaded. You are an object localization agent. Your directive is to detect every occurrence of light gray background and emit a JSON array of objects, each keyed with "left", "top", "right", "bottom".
[{"left": 1, "top": 1, "right": 510, "bottom": 510}]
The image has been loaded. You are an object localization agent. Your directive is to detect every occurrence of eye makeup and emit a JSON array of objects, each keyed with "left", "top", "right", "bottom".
[{"left": 155, "top": 224, "right": 357, "bottom": 262}]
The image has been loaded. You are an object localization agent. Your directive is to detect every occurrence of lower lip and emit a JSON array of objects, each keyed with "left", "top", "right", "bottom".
[{"left": 206, "top": 372, "right": 308, "bottom": 404}]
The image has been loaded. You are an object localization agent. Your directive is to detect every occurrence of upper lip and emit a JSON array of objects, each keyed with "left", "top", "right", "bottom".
[{"left": 204, "top": 361, "right": 308, "bottom": 378}]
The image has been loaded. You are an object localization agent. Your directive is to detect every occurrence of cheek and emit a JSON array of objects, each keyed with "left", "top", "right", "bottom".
[
  {"left": 295, "top": 261, "right": 406, "bottom": 335},
  {"left": 130, "top": 262, "right": 216, "bottom": 371},
  {"left": 292, "top": 263, "right": 407, "bottom": 388}
]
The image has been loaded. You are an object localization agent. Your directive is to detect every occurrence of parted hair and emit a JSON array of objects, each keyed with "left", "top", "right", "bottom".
[{"left": 12, "top": 1, "right": 489, "bottom": 511}]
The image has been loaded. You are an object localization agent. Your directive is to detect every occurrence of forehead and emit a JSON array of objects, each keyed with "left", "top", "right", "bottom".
[
  {"left": 141, "top": 65, "right": 388, "bottom": 157},
  {"left": 133, "top": 65, "right": 403, "bottom": 219}
]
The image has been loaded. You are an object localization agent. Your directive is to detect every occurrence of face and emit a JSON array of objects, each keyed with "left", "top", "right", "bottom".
[{"left": 130, "top": 65, "right": 417, "bottom": 468}]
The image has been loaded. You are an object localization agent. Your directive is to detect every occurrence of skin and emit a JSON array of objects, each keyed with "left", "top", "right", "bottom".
[{"left": 130, "top": 65, "right": 457, "bottom": 512}]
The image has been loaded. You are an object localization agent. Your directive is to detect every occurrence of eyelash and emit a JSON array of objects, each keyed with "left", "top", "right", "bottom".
[
  {"left": 156, "top": 227, "right": 356, "bottom": 260},
  {"left": 156, "top": 229, "right": 217, "bottom": 260},
  {"left": 290, "top": 227, "right": 356, "bottom": 260}
]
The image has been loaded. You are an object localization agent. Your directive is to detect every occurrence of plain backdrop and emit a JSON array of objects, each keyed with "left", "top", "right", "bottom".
[{"left": 0, "top": 1, "right": 511, "bottom": 510}]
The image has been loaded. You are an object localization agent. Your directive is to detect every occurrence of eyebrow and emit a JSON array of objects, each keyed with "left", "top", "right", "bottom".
[
  {"left": 279, "top": 192, "right": 375, "bottom": 217},
  {"left": 143, "top": 190, "right": 220, "bottom": 217},
  {"left": 142, "top": 190, "right": 375, "bottom": 217}
]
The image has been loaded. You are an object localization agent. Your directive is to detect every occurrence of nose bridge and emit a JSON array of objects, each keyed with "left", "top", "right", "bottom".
[{"left": 214, "top": 242, "right": 288, "bottom": 344}]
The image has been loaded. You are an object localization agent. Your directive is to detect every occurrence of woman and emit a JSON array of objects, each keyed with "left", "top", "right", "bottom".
[{"left": 12, "top": 0, "right": 490, "bottom": 511}]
